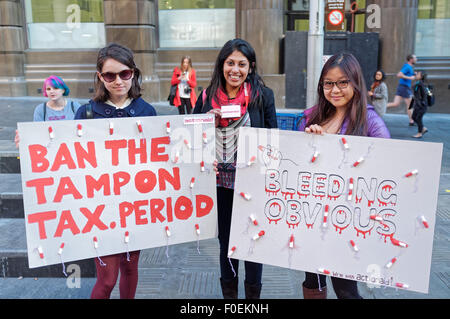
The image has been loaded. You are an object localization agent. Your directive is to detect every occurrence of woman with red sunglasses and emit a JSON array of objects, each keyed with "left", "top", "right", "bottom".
[{"left": 75, "top": 43, "right": 156, "bottom": 299}]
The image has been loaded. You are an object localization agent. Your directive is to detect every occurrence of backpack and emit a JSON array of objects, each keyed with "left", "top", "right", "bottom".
[{"left": 424, "top": 84, "right": 435, "bottom": 107}]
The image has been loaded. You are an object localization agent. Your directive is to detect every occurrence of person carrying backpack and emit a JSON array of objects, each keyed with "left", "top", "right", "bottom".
[{"left": 411, "top": 71, "right": 430, "bottom": 138}]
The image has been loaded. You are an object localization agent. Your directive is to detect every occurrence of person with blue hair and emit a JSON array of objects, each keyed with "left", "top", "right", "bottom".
[
  {"left": 33, "top": 75, "right": 81, "bottom": 121},
  {"left": 14, "top": 75, "right": 82, "bottom": 147}
]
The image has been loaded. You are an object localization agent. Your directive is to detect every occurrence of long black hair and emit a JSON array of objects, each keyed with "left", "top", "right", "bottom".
[
  {"left": 93, "top": 43, "right": 142, "bottom": 102},
  {"left": 306, "top": 52, "right": 369, "bottom": 136},
  {"left": 204, "top": 38, "right": 265, "bottom": 111}
]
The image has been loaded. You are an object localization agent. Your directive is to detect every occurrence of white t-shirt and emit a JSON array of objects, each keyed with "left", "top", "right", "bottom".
[{"left": 178, "top": 71, "right": 191, "bottom": 99}]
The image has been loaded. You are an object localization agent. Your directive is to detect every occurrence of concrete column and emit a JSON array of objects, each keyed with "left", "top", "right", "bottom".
[
  {"left": 0, "top": 0, "right": 26, "bottom": 96},
  {"left": 365, "top": 0, "right": 418, "bottom": 111},
  {"left": 103, "top": 0, "right": 159, "bottom": 101},
  {"left": 236, "top": 0, "right": 285, "bottom": 107}
]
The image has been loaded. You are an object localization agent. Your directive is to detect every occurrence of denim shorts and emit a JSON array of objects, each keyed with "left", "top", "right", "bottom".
[{"left": 396, "top": 84, "right": 412, "bottom": 98}]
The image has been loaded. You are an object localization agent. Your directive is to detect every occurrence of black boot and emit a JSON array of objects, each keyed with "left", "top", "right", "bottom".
[
  {"left": 244, "top": 280, "right": 262, "bottom": 299},
  {"left": 220, "top": 277, "right": 238, "bottom": 299},
  {"left": 302, "top": 283, "right": 327, "bottom": 299}
]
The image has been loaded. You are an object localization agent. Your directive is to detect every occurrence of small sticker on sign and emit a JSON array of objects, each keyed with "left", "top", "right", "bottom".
[{"left": 184, "top": 116, "right": 215, "bottom": 125}]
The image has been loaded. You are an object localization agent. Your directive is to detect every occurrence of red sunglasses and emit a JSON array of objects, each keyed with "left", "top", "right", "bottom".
[{"left": 100, "top": 69, "right": 134, "bottom": 83}]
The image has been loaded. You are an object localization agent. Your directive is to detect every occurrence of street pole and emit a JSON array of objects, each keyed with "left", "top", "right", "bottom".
[{"left": 306, "top": 0, "right": 325, "bottom": 108}]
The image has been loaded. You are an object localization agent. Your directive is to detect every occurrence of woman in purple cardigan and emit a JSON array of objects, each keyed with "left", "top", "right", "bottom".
[{"left": 297, "top": 53, "right": 390, "bottom": 299}]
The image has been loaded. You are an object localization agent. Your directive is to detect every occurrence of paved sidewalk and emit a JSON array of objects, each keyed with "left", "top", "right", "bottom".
[{"left": 0, "top": 97, "right": 448, "bottom": 299}]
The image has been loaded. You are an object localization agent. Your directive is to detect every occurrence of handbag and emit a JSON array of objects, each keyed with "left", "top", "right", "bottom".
[{"left": 168, "top": 84, "right": 177, "bottom": 106}]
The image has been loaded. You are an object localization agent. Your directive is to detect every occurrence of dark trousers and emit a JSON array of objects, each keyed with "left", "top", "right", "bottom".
[
  {"left": 217, "top": 187, "right": 263, "bottom": 284},
  {"left": 412, "top": 107, "right": 427, "bottom": 133},
  {"left": 91, "top": 250, "right": 140, "bottom": 299},
  {"left": 303, "top": 271, "right": 362, "bottom": 299},
  {"left": 178, "top": 97, "right": 192, "bottom": 114}
]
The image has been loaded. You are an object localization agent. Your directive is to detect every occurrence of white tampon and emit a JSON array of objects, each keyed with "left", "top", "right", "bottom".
[
  {"left": 173, "top": 150, "right": 180, "bottom": 163},
  {"left": 252, "top": 230, "right": 265, "bottom": 241},
  {"left": 37, "top": 246, "right": 44, "bottom": 259},
  {"left": 58, "top": 243, "right": 65, "bottom": 255},
  {"left": 385, "top": 257, "right": 397, "bottom": 269},
  {"left": 124, "top": 231, "right": 130, "bottom": 243},
  {"left": 184, "top": 139, "right": 191, "bottom": 149},
  {"left": 247, "top": 156, "right": 256, "bottom": 166},
  {"left": 228, "top": 246, "right": 236, "bottom": 257},
  {"left": 240, "top": 192, "right": 251, "bottom": 201},
  {"left": 318, "top": 268, "right": 330, "bottom": 275},
  {"left": 200, "top": 161, "right": 205, "bottom": 172},
  {"left": 349, "top": 240, "right": 359, "bottom": 252},
  {"left": 109, "top": 122, "right": 114, "bottom": 135},
  {"left": 341, "top": 137, "right": 349, "bottom": 150},
  {"left": 419, "top": 215, "right": 429, "bottom": 228},
  {"left": 166, "top": 122, "right": 171, "bottom": 134},
  {"left": 165, "top": 226, "right": 171, "bottom": 237},
  {"left": 77, "top": 124, "right": 83, "bottom": 137},
  {"left": 48, "top": 126, "right": 55, "bottom": 139},
  {"left": 391, "top": 238, "right": 408, "bottom": 248},
  {"left": 289, "top": 235, "right": 295, "bottom": 249},
  {"left": 136, "top": 120, "right": 143, "bottom": 133},
  {"left": 202, "top": 132, "right": 207, "bottom": 144},
  {"left": 370, "top": 213, "right": 384, "bottom": 222},
  {"left": 352, "top": 157, "right": 365, "bottom": 167},
  {"left": 405, "top": 169, "right": 418, "bottom": 178},
  {"left": 322, "top": 205, "right": 329, "bottom": 228},
  {"left": 396, "top": 283, "right": 409, "bottom": 289},
  {"left": 195, "top": 224, "right": 200, "bottom": 235},
  {"left": 249, "top": 214, "right": 258, "bottom": 226},
  {"left": 311, "top": 151, "right": 320, "bottom": 163},
  {"left": 93, "top": 237, "right": 99, "bottom": 249},
  {"left": 190, "top": 177, "right": 195, "bottom": 189},
  {"left": 348, "top": 178, "right": 354, "bottom": 200}
]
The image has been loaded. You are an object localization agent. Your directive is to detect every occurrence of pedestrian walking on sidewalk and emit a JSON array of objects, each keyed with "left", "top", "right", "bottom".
[
  {"left": 411, "top": 71, "right": 429, "bottom": 138},
  {"left": 368, "top": 69, "right": 388, "bottom": 117},
  {"left": 387, "top": 54, "right": 417, "bottom": 125},
  {"left": 75, "top": 43, "right": 157, "bottom": 299},
  {"left": 193, "top": 38, "right": 278, "bottom": 299},
  {"left": 297, "top": 52, "right": 390, "bottom": 299}
]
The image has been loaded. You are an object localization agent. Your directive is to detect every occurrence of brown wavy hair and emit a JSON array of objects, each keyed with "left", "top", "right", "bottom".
[
  {"left": 93, "top": 43, "right": 142, "bottom": 102},
  {"left": 306, "top": 53, "right": 368, "bottom": 136},
  {"left": 180, "top": 56, "right": 192, "bottom": 73}
]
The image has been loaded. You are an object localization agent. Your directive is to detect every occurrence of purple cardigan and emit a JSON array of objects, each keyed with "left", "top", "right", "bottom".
[{"left": 298, "top": 104, "right": 391, "bottom": 138}]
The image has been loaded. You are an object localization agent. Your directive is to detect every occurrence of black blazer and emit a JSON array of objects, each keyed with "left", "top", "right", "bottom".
[{"left": 193, "top": 86, "right": 278, "bottom": 129}]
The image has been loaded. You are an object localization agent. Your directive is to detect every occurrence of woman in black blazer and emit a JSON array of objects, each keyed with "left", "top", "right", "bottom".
[{"left": 193, "top": 38, "right": 277, "bottom": 299}]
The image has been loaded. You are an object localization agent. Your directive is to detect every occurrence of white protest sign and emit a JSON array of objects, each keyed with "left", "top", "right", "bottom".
[
  {"left": 229, "top": 127, "right": 442, "bottom": 294},
  {"left": 18, "top": 114, "right": 217, "bottom": 268}
]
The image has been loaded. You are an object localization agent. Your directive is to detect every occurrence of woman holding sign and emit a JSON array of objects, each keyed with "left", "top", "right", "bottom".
[
  {"left": 75, "top": 43, "right": 156, "bottom": 299},
  {"left": 193, "top": 38, "right": 278, "bottom": 299},
  {"left": 297, "top": 53, "right": 390, "bottom": 299}
]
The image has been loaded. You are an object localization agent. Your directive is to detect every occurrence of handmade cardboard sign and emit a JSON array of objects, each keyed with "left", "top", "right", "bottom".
[
  {"left": 18, "top": 114, "right": 217, "bottom": 269},
  {"left": 229, "top": 127, "right": 442, "bottom": 294}
]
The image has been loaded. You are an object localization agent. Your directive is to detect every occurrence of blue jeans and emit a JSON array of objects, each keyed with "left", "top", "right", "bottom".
[{"left": 217, "top": 187, "right": 263, "bottom": 284}]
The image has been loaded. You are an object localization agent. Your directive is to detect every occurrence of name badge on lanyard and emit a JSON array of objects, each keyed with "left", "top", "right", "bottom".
[
  {"left": 221, "top": 104, "right": 241, "bottom": 118},
  {"left": 220, "top": 83, "right": 249, "bottom": 119}
]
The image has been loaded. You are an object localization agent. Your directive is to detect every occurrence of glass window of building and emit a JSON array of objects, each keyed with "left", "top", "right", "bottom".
[
  {"left": 416, "top": 0, "right": 450, "bottom": 56},
  {"left": 286, "top": 0, "right": 366, "bottom": 33},
  {"left": 25, "top": 0, "right": 106, "bottom": 49},
  {"left": 158, "top": 0, "right": 235, "bottom": 48}
]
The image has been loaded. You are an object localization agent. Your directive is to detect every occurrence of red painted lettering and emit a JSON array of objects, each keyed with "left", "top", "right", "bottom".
[
  {"left": 105, "top": 139, "right": 127, "bottom": 166},
  {"left": 27, "top": 211, "right": 57, "bottom": 239},
  {"left": 28, "top": 144, "right": 49, "bottom": 173},
  {"left": 26, "top": 177, "right": 54, "bottom": 204},
  {"left": 50, "top": 143, "right": 77, "bottom": 171},
  {"left": 53, "top": 176, "right": 83, "bottom": 202}
]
